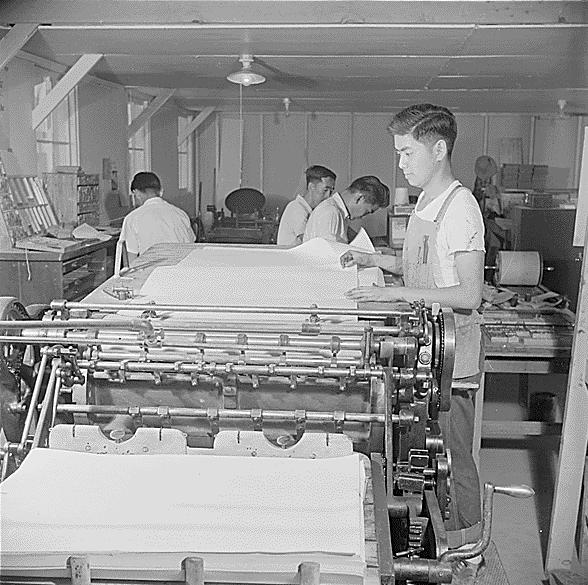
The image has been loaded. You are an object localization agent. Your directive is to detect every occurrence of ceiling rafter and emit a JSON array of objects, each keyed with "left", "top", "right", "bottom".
[
  {"left": 177, "top": 106, "right": 215, "bottom": 147},
  {"left": 127, "top": 90, "right": 176, "bottom": 139},
  {"left": 0, "top": 23, "right": 37, "bottom": 69},
  {"left": 32, "top": 53, "right": 103, "bottom": 129}
]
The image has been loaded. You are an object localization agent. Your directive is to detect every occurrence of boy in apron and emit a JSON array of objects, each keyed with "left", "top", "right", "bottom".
[{"left": 343, "top": 104, "right": 485, "bottom": 583}]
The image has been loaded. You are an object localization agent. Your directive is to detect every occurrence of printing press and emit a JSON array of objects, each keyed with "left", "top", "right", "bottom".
[{"left": 0, "top": 243, "right": 532, "bottom": 585}]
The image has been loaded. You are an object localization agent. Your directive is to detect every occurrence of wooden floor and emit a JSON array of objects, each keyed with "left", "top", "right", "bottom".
[{"left": 479, "top": 372, "right": 588, "bottom": 585}]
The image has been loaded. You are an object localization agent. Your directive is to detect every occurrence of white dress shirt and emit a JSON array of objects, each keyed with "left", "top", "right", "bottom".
[
  {"left": 276, "top": 195, "right": 312, "bottom": 246},
  {"left": 303, "top": 192, "right": 350, "bottom": 243},
  {"left": 120, "top": 197, "right": 195, "bottom": 255}
]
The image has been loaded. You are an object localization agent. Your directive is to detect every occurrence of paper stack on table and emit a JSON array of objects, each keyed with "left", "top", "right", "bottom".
[
  {"left": 135, "top": 232, "right": 382, "bottom": 321},
  {"left": 1, "top": 449, "right": 366, "bottom": 583}
]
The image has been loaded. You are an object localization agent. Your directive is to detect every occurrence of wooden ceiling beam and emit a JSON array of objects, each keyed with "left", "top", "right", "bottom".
[
  {"left": 1, "top": 1, "right": 586, "bottom": 26},
  {"left": 32, "top": 53, "right": 102, "bottom": 129},
  {"left": 0, "top": 24, "right": 38, "bottom": 69},
  {"left": 18, "top": 50, "right": 122, "bottom": 91},
  {"left": 127, "top": 90, "right": 175, "bottom": 139},
  {"left": 177, "top": 106, "right": 215, "bottom": 147}
]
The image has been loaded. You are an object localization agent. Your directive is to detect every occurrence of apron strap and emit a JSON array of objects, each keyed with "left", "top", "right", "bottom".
[{"left": 434, "top": 184, "right": 466, "bottom": 226}]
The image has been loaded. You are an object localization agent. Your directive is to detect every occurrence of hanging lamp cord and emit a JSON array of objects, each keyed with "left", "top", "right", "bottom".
[{"left": 239, "top": 83, "right": 243, "bottom": 188}]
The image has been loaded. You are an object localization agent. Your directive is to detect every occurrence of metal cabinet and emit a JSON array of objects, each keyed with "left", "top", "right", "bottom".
[{"left": 510, "top": 205, "right": 582, "bottom": 310}]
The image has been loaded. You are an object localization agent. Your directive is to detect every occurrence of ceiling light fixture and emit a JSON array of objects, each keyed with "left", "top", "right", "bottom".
[{"left": 226, "top": 54, "right": 266, "bottom": 86}]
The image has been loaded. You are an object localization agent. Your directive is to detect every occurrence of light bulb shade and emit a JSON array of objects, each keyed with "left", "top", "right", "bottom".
[{"left": 226, "top": 70, "right": 266, "bottom": 86}]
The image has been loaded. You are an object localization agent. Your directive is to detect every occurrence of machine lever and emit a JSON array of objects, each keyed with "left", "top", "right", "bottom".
[
  {"left": 439, "top": 482, "right": 534, "bottom": 564},
  {"left": 493, "top": 484, "right": 535, "bottom": 498}
]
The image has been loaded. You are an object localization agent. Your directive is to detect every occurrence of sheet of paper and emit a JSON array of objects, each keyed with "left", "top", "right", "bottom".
[
  {"left": 135, "top": 237, "right": 382, "bottom": 322},
  {"left": 1, "top": 449, "right": 365, "bottom": 576}
]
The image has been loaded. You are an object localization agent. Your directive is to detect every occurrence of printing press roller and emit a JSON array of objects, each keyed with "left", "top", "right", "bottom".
[
  {"left": 0, "top": 299, "right": 454, "bottom": 454},
  {"left": 487, "top": 250, "right": 554, "bottom": 286}
]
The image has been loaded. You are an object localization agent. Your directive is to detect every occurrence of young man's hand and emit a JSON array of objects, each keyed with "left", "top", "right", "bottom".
[
  {"left": 340, "top": 251, "right": 375, "bottom": 268},
  {"left": 344, "top": 285, "right": 404, "bottom": 302}
]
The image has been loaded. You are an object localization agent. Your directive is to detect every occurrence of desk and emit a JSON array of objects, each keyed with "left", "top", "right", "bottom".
[
  {"left": 206, "top": 218, "right": 278, "bottom": 244},
  {"left": 0, "top": 237, "right": 118, "bottom": 305},
  {"left": 473, "top": 308, "right": 574, "bottom": 466}
]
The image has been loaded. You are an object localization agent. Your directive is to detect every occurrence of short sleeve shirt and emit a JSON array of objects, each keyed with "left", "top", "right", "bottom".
[
  {"left": 415, "top": 181, "right": 485, "bottom": 287},
  {"left": 276, "top": 195, "right": 312, "bottom": 246},
  {"left": 120, "top": 197, "right": 195, "bottom": 255},
  {"left": 303, "top": 193, "right": 350, "bottom": 243}
]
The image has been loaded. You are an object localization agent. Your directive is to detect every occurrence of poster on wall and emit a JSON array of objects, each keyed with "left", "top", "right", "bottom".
[{"left": 573, "top": 127, "right": 588, "bottom": 247}]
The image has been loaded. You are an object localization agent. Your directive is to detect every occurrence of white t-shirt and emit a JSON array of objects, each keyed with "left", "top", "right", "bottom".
[
  {"left": 276, "top": 195, "right": 312, "bottom": 246},
  {"left": 415, "top": 180, "right": 485, "bottom": 287},
  {"left": 120, "top": 197, "right": 195, "bottom": 255},
  {"left": 303, "top": 192, "right": 349, "bottom": 243}
]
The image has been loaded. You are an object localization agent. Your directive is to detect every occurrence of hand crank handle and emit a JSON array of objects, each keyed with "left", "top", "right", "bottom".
[
  {"left": 493, "top": 484, "right": 535, "bottom": 498},
  {"left": 439, "top": 482, "right": 534, "bottom": 563}
]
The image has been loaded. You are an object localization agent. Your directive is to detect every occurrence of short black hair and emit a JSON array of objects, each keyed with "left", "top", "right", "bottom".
[
  {"left": 305, "top": 165, "right": 336, "bottom": 187},
  {"left": 388, "top": 103, "right": 457, "bottom": 157},
  {"left": 348, "top": 176, "right": 390, "bottom": 207},
  {"left": 131, "top": 171, "right": 161, "bottom": 192}
]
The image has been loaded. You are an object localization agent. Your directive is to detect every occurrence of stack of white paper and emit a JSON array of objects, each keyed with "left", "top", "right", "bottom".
[
  {"left": 134, "top": 234, "right": 382, "bottom": 322},
  {"left": 0, "top": 449, "right": 366, "bottom": 583}
]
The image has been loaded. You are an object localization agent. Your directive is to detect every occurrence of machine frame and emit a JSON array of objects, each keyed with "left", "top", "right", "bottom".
[{"left": 0, "top": 243, "right": 531, "bottom": 585}]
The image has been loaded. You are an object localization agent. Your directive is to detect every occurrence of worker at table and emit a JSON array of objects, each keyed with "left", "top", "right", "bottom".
[
  {"left": 342, "top": 104, "right": 485, "bottom": 584},
  {"left": 303, "top": 175, "right": 390, "bottom": 243},
  {"left": 120, "top": 172, "right": 195, "bottom": 261},
  {"left": 277, "top": 165, "right": 336, "bottom": 246}
]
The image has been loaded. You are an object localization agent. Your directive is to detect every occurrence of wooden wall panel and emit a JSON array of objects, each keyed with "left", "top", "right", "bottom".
[
  {"left": 3, "top": 59, "right": 42, "bottom": 175},
  {"left": 350, "top": 113, "right": 396, "bottom": 237},
  {"left": 487, "top": 115, "right": 532, "bottom": 166},
  {"left": 196, "top": 109, "right": 584, "bottom": 237},
  {"left": 78, "top": 78, "right": 129, "bottom": 221},
  {"left": 307, "top": 113, "right": 352, "bottom": 191},
  {"left": 241, "top": 113, "right": 262, "bottom": 191},
  {"left": 217, "top": 115, "right": 241, "bottom": 208},
  {"left": 351, "top": 113, "right": 395, "bottom": 187},
  {"left": 262, "top": 112, "right": 306, "bottom": 211},
  {"left": 453, "top": 114, "right": 485, "bottom": 191},
  {"left": 534, "top": 116, "right": 578, "bottom": 188},
  {"left": 151, "top": 107, "right": 183, "bottom": 211},
  {"left": 196, "top": 113, "right": 217, "bottom": 214}
]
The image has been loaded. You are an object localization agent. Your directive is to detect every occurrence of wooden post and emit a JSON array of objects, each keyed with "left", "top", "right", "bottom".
[
  {"left": 545, "top": 220, "right": 588, "bottom": 572},
  {"left": 298, "top": 561, "right": 321, "bottom": 585},
  {"left": 68, "top": 556, "right": 91, "bottom": 585},
  {"left": 183, "top": 556, "right": 204, "bottom": 585}
]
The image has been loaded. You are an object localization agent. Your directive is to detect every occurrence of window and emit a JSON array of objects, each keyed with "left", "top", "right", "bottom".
[
  {"left": 34, "top": 76, "right": 79, "bottom": 175},
  {"left": 127, "top": 91, "right": 151, "bottom": 179},
  {"left": 178, "top": 115, "right": 194, "bottom": 192}
]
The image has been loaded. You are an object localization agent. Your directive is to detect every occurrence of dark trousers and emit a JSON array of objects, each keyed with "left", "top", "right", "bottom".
[{"left": 443, "top": 388, "right": 482, "bottom": 548}]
